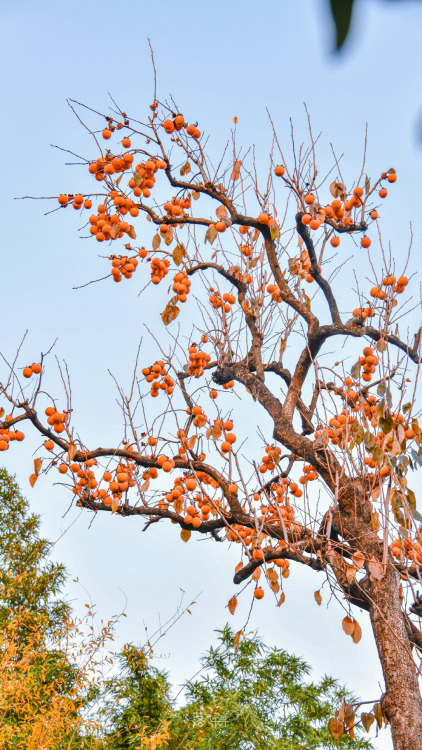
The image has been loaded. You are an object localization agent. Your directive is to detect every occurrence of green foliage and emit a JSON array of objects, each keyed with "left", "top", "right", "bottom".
[
  {"left": 100, "top": 644, "right": 172, "bottom": 749},
  {"left": 102, "top": 625, "right": 373, "bottom": 750}
]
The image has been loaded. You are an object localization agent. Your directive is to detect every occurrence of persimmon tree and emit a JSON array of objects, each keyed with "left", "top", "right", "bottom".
[{"left": 1, "top": 91, "right": 422, "bottom": 749}]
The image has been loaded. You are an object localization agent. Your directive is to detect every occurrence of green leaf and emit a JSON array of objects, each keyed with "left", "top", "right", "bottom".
[
  {"left": 373, "top": 446, "right": 384, "bottom": 465},
  {"left": 379, "top": 414, "right": 394, "bottom": 434},
  {"left": 329, "top": 0, "right": 355, "bottom": 50},
  {"left": 355, "top": 425, "right": 364, "bottom": 445}
]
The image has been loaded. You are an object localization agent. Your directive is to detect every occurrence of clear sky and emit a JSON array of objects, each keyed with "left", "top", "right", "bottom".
[{"left": 2, "top": 1, "right": 422, "bottom": 747}]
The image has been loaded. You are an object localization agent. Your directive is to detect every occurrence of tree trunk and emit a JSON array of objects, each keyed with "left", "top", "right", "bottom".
[{"left": 369, "top": 565, "right": 422, "bottom": 749}]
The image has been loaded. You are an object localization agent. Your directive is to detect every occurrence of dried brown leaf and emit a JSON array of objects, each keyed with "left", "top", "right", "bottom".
[
  {"left": 172, "top": 244, "right": 186, "bottom": 266},
  {"left": 314, "top": 590, "right": 322, "bottom": 606},
  {"left": 180, "top": 529, "right": 191, "bottom": 543},
  {"left": 161, "top": 302, "right": 180, "bottom": 326},
  {"left": 328, "top": 717, "right": 344, "bottom": 739},
  {"left": 228, "top": 595, "right": 238, "bottom": 615},
  {"left": 342, "top": 616, "right": 355, "bottom": 636}
]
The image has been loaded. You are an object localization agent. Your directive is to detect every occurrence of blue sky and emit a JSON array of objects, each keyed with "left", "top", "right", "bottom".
[{"left": 2, "top": 1, "right": 422, "bottom": 747}]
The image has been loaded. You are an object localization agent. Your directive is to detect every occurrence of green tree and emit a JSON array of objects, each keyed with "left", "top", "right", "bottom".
[{"left": 102, "top": 627, "right": 372, "bottom": 750}]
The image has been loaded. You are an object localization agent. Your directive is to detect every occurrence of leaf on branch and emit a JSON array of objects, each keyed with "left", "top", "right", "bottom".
[
  {"left": 134, "top": 173, "right": 143, "bottom": 187},
  {"left": 188, "top": 434, "right": 197, "bottom": 450},
  {"left": 376, "top": 338, "right": 388, "bottom": 352},
  {"left": 368, "top": 556, "right": 385, "bottom": 581},
  {"left": 111, "top": 498, "right": 119, "bottom": 514},
  {"left": 180, "top": 161, "right": 191, "bottom": 176},
  {"left": 216, "top": 205, "right": 228, "bottom": 219},
  {"left": 365, "top": 175, "right": 370, "bottom": 194},
  {"left": 180, "top": 529, "right": 191, "bottom": 543},
  {"left": 379, "top": 413, "right": 394, "bottom": 434},
  {"left": 68, "top": 442, "right": 77, "bottom": 462},
  {"left": 192, "top": 190, "right": 200, "bottom": 200},
  {"left": 110, "top": 223, "right": 122, "bottom": 240},
  {"left": 152, "top": 233, "right": 161, "bottom": 250},
  {"left": 372, "top": 446, "right": 384, "bottom": 465},
  {"left": 346, "top": 565, "right": 357, "bottom": 584},
  {"left": 329, "top": 180, "right": 346, "bottom": 200},
  {"left": 270, "top": 222, "right": 280, "bottom": 241},
  {"left": 172, "top": 244, "right": 186, "bottom": 266},
  {"left": 164, "top": 226, "right": 173, "bottom": 246},
  {"left": 407, "top": 488, "right": 417, "bottom": 510},
  {"left": 314, "top": 590, "right": 322, "bottom": 606},
  {"left": 29, "top": 473, "right": 38, "bottom": 488},
  {"left": 140, "top": 478, "right": 150, "bottom": 493},
  {"left": 34, "top": 458, "right": 42, "bottom": 475},
  {"left": 350, "top": 361, "right": 361, "bottom": 380},
  {"left": 342, "top": 616, "right": 355, "bottom": 636},
  {"left": 351, "top": 550, "right": 365, "bottom": 569},
  {"left": 228, "top": 595, "right": 238, "bottom": 615},
  {"left": 364, "top": 430, "right": 376, "bottom": 451},
  {"left": 161, "top": 301, "right": 180, "bottom": 326},
  {"left": 373, "top": 702, "right": 383, "bottom": 729},
  {"left": 369, "top": 511, "right": 380, "bottom": 533},
  {"left": 234, "top": 630, "right": 243, "bottom": 652},
  {"left": 277, "top": 592, "right": 286, "bottom": 607},
  {"left": 352, "top": 619, "right": 362, "bottom": 644},
  {"left": 230, "top": 160, "right": 242, "bottom": 181},
  {"left": 328, "top": 717, "right": 344, "bottom": 740},
  {"left": 361, "top": 712, "right": 375, "bottom": 733},
  {"left": 127, "top": 224, "right": 136, "bottom": 240},
  {"left": 205, "top": 224, "right": 218, "bottom": 245}
]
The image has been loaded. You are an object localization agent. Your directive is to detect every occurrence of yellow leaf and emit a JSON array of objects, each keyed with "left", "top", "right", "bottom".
[
  {"left": 180, "top": 529, "right": 191, "bottom": 543},
  {"left": 111, "top": 499, "right": 119, "bottom": 514}
]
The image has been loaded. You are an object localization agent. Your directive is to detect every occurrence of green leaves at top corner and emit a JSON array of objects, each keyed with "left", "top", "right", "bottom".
[{"left": 329, "top": 0, "right": 355, "bottom": 50}]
